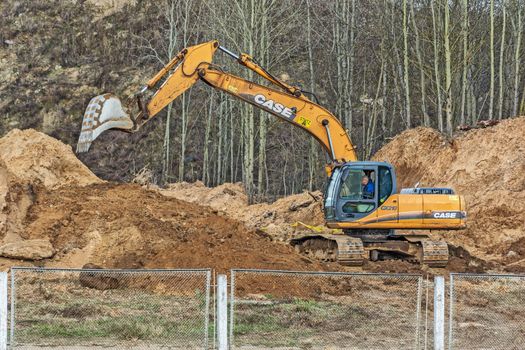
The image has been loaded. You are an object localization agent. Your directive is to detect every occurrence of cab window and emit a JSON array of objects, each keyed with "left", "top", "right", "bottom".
[
  {"left": 339, "top": 169, "right": 376, "bottom": 200},
  {"left": 339, "top": 168, "right": 376, "bottom": 214},
  {"left": 378, "top": 166, "right": 393, "bottom": 204}
]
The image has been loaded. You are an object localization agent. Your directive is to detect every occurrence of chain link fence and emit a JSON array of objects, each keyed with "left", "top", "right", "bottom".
[
  {"left": 448, "top": 273, "right": 525, "bottom": 350},
  {"left": 230, "top": 269, "right": 425, "bottom": 350},
  {"left": 10, "top": 267, "right": 212, "bottom": 349}
]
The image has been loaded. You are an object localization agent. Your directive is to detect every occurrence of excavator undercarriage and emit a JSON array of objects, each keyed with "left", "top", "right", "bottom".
[{"left": 290, "top": 231, "right": 449, "bottom": 267}]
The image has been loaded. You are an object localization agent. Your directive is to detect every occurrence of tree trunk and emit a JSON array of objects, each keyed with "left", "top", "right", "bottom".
[
  {"left": 498, "top": 1, "right": 507, "bottom": 120},
  {"left": 348, "top": 0, "right": 356, "bottom": 130},
  {"left": 306, "top": 0, "right": 318, "bottom": 191},
  {"left": 202, "top": 91, "right": 214, "bottom": 184},
  {"left": 489, "top": 0, "right": 495, "bottom": 118},
  {"left": 178, "top": 93, "right": 187, "bottom": 181},
  {"left": 162, "top": 104, "right": 172, "bottom": 184},
  {"left": 512, "top": 1, "right": 523, "bottom": 117},
  {"left": 460, "top": 0, "right": 469, "bottom": 125},
  {"left": 402, "top": 0, "right": 411, "bottom": 128},
  {"left": 431, "top": 0, "right": 444, "bottom": 132},
  {"left": 444, "top": 0, "right": 453, "bottom": 135},
  {"left": 410, "top": 0, "right": 428, "bottom": 126}
]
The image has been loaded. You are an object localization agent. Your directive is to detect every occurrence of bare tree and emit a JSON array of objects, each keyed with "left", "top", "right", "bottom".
[
  {"left": 402, "top": 0, "right": 411, "bottom": 128},
  {"left": 460, "top": 0, "right": 469, "bottom": 125},
  {"left": 511, "top": 0, "right": 523, "bottom": 117},
  {"left": 498, "top": 0, "right": 507, "bottom": 120},
  {"left": 489, "top": 0, "right": 495, "bottom": 118},
  {"left": 410, "top": 0, "right": 429, "bottom": 126},
  {"left": 431, "top": 0, "right": 444, "bottom": 132}
]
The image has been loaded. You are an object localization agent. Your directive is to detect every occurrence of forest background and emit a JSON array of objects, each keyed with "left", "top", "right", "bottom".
[{"left": 1, "top": 0, "right": 523, "bottom": 200}]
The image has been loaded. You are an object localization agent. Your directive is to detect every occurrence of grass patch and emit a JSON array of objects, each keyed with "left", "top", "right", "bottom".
[{"left": 18, "top": 315, "right": 206, "bottom": 342}]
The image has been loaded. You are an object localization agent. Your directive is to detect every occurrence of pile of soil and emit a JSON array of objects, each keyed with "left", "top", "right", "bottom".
[
  {"left": 1, "top": 118, "right": 524, "bottom": 274},
  {"left": 0, "top": 129, "right": 102, "bottom": 245},
  {"left": 373, "top": 117, "right": 525, "bottom": 271},
  {"left": 0, "top": 129, "right": 335, "bottom": 273},
  {"left": 162, "top": 182, "right": 325, "bottom": 242},
  {"left": 24, "top": 183, "right": 332, "bottom": 273},
  {"left": 0, "top": 129, "right": 101, "bottom": 189}
]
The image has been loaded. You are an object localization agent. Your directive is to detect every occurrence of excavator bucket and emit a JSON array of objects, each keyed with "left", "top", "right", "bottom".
[{"left": 76, "top": 93, "right": 134, "bottom": 153}]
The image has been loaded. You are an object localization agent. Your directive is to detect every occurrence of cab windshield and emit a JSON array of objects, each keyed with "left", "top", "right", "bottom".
[{"left": 339, "top": 168, "right": 375, "bottom": 200}]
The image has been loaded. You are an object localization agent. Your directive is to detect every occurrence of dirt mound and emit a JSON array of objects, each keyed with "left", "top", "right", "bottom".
[
  {"left": 161, "top": 182, "right": 325, "bottom": 241},
  {"left": 22, "top": 183, "right": 333, "bottom": 273},
  {"left": 2, "top": 123, "right": 522, "bottom": 274},
  {"left": 0, "top": 129, "right": 336, "bottom": 272},
  {"left": 164, "top": 181, "right": 248, "bottom": 212},
  {"left": 0, "top": 129, "right": 101, "bottom": 189},
  {"left": 373, "top": 117, "right": 525, "bottom": 268},
  {"left": 0, "top": 129, "right": 102, "bottom": 249}
]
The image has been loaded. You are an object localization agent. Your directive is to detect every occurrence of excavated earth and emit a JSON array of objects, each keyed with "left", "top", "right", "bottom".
[
  {"left": 373, "top": 116, "right": 525, "bottom": 272},
  {"left": 0, "top": 129, "right": 335, "bottom": 273},
  {"left": 1, "top": 118, "right": 524, "bottom": 274}
]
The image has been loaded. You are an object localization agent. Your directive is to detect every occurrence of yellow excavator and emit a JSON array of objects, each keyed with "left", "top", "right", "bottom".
[{"left": 77, "top": 40, "right": 466, "bottom": 267}]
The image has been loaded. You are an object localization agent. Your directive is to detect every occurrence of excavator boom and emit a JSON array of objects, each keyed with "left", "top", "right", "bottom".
[{"left": 76, "top": 40, "right": 357, "bottom": 164}]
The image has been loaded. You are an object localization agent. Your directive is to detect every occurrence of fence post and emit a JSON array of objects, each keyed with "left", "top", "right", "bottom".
[
  {"left": 434, "top": 276, "right": 445, "bottom": 350},
  {"left": 0, "top": 272, "right": 7, "bottom": 350},
  {"left": 217, "top": 274, "right": 228, "bottom": 350}
]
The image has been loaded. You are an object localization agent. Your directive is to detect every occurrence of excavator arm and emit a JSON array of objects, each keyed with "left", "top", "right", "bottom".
[{"left": 77, "top": 40, "right": 357, "bottom": 164}]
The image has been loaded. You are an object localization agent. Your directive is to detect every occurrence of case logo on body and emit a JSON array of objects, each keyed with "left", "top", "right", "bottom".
[
  {"left": 430, "top": 211, "right": 466, "bottom": 219},
  {"left": 254, "top": 94, "right": 295, "bottom": 120}
]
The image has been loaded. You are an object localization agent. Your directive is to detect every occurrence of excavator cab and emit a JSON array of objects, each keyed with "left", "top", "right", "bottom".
[{"left": 324, "top": 162, "right": 396, "bottom": 222}]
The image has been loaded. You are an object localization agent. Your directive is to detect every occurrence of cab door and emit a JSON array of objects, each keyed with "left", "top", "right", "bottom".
[
  {"left": 335, "top": 167, "right": 378, "bottom": 222},
  {"left": 375, "top": 166, "right": 399, "bottom": 224}
]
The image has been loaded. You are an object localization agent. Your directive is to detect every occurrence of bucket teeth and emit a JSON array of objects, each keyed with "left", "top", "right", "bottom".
[{"left": 76, "top": 94, "right": 134, "bottom": 153}]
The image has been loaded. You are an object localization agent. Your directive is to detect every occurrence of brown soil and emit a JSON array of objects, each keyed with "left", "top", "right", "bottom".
[
  {"left": 0, "top": 129, "right": 102, "bottom": 247},
  {"left": 21, "top": 182, "right": 335, "bottom": 273},
  {"left": 1, "top": 118, "right": 524, "bottom": 274},
  {"left": 373, "top": 116, "right": 525, "bottom": 269},
  {"left": 0, "top": 129, "right": 101, "bottom": 189},
  {"left": 161, "top": 181, "right": 325, "bottom": 242},
  {"left": 0, "top": 130, "right": 343, "bottom": 273}
]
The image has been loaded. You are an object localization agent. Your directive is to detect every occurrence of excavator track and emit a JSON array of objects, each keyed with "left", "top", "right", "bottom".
[
  {"left": 291, "top": 235, "right": 364, "bottom": 266},
  {"left": 333, "top": 236, "right": 365, "bottom": 266},
  {"left": 421, "top": 240, "right": 449, "bottom": 267},
  {"left": 291, "top": 233, "right": 450, "bottom": 267}
]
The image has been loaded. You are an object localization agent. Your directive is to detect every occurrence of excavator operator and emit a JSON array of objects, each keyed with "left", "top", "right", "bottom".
[{"left": 361, "top": 175, "right": 374, "bottom": 199}]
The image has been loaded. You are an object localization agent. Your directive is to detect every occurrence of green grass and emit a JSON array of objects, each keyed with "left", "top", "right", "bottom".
[
  {"left": 15, "top": 293, "right": 207, "bottom": 344},
  {"left": 19, "top": 315, "right": 206, "bottom": 341},
  {"left": 231, "top": 298, "right": 410, "bottom": 348}
]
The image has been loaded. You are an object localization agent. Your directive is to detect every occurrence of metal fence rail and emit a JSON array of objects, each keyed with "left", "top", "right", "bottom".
[
  {"left": 230, "top": 269, "right": 424, "bottom": 350},
  {"left": 449, "top": 273, "right": 525, "bottom": 350},
  {"left": 10, "top": 267, "right": 211, "bottom": 349}
]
